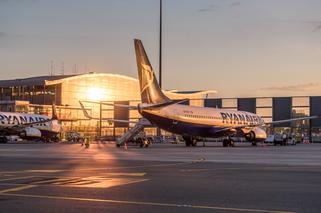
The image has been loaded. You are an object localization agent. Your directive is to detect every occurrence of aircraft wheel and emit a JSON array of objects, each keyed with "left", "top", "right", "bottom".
[
  {"left": 191, "top": 139, "right": 197, "bottom": 147},
  {"left": 223, "top": 139, "right": 229, "bottom": 147},
  {"left": 183, "top": 136, "right": 192, "bottom": 147},
  {"left": 0, "top": 137, "right": 7, "bottom": 143}
]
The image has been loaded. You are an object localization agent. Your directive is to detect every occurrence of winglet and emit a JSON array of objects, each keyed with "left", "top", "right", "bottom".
[{"left": 79, "top": 101, "right": 92, "bottom": 119}]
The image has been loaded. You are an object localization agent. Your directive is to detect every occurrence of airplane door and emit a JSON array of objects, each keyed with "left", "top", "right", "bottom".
[{"left": 171, "top": 108, "right": 179, "bottom": 126}]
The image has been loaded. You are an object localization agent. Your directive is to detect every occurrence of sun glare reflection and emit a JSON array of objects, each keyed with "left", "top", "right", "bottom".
[{"left": 87, "top": 87, "right": 105, "bottom": 101}]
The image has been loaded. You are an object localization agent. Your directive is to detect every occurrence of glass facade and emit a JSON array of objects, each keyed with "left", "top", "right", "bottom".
[{"left": 238, "top": 98, "right": 256, "bottom": 113}]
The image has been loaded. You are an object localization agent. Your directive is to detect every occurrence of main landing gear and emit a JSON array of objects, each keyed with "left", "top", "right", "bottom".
[
  {"left": 183, "top": 136, "right": 198, "bottom": 147},
  {"left": 0, "top": 136, "right": 8, "bottom": 143},
  {"left": 223, "top": 138, "right": 234, "bottom": 147}
]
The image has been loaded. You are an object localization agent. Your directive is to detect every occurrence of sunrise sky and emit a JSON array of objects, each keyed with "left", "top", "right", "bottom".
[{"left": 1, "top": 0, "right": 321, "bottom": 97}]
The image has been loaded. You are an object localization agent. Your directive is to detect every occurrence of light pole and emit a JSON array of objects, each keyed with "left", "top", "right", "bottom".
[
  {"left": 159, "top": 0, "right": 162, "bottom": 89},
  {"left": 157, "top": 0, "right": 163, "bottom": 138}
]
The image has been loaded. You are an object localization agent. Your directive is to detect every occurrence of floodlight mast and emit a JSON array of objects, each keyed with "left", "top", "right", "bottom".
[{"left": 159, "top": 0, "right": 162, "bottom": 89}]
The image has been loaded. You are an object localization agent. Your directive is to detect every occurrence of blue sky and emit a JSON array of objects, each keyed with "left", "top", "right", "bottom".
[{"left": 1, "top": 0, "right": 321, "bottom": 97}]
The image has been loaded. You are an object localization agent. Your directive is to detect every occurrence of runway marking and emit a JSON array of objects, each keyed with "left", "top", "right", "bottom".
[
  {"left": 180, "top": 168, "right": 243, "bottom": 172},
  {"left": 0, "top": 161, "right": 199, "bottom": 174},
  {"left": 0, "top": 176, "right": 149, "bottom": 189},
  {"left": 98, "top": 173, "right": 146, "bottom": 177},
  {"left": 26, "top": 170, "right": 65, "bottom": 173},
  {"left": 0, "top": 176, "right": 34, "bottom": 182},
  {"left": 0, "top": 185, "right": 36, "bottom": 193},
  {"left": 192, "top": 157, "right": 206, "bottom": 163},
  {"left": 0, "top": 193, "right": 295, "bottom": 213}
]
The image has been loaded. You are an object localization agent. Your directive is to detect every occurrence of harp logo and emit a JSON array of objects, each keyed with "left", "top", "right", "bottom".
[{"left": 141, "top": 63, "right": 154, "bottom": 94}]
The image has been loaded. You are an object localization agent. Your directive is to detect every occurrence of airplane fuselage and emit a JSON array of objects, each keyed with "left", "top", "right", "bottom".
[
  {"left": 0, "top": 112, "right": 61, "bottom": 137},
  {"left": 141, "top": 104, "right": 264, "bottom": 138}
]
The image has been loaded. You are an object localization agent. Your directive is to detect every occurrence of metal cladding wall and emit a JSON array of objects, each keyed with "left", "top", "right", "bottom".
[
  {"left": 237, "top": 98, "right": 256, "bottom": 113},
  {"left": 114, "top": 101, "right": 129, "bottom": 128},
  {"left": 273, "top": 97, "right": 291, "bottom": 127},
  {"left": 204, "top": 99, "right": 222, "bottom": 108},
  {"left": 310, "top": 97, "right": 321, "bottom": 127}
]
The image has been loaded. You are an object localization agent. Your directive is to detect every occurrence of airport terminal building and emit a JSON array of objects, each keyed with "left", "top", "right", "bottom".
[
  {"left": 0, "top": 73, "right": 321, "bottom": 142},
  {"left": 0, "top": 73, "right": 216, "bottom": 139}
]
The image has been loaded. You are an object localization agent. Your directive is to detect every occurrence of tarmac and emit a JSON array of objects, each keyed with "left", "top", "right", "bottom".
[{"left": 0, "top": 142, "right": 321, "bottom": 213}]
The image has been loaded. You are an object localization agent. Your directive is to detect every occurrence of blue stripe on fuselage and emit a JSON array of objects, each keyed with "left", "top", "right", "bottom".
[{"left": 141, "top": 111, "right": 232, "bottom": 138}]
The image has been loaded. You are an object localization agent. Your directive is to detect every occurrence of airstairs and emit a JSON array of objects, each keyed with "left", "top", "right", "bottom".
[{"left": 116, "top": 118, "right": 151, "bottom": 146}]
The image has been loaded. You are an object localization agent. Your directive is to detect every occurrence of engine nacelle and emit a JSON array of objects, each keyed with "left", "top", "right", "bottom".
[
  {"left": 243, "top": 127, "right": 267, "bottom": 142},
  {"left": 20, "top": 127, "right": 42, "bottom": 139}
]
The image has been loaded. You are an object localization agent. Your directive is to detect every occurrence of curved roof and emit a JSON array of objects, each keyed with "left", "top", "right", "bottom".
[
  {"left": 0, "top": 73, "right": 138, "bottom": 87},
  {"left": 0, "top": 75, "right": 77, "bottom": 87},
  {"left": 45, "top": 73, "right": 138, "bottom": 85},
  {"left": 0, "top": 73, "right": 217, "bottom": 98}
]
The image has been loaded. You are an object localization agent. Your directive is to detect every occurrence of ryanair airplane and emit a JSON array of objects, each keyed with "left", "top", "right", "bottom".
[
  {"left": 0, "top": 106, "right": 62, "bottom": 143},
  {"left": 80, "top": 39, "right": 320, "bottom": 147},
  {"left": 133, "top": 39, "right": 321, "bottom": 147}
]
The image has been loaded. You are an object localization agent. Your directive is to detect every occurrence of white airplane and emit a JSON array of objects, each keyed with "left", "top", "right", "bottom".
[
  {"left": 80, "top": 39, "right": 320, "bottom": 147},
  {"left": 0, "top": 105, "right": 62, "bottom": 143}
]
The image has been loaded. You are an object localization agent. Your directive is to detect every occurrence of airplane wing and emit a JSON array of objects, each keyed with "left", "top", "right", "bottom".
[
  {"left": 263, "top": 115, "right": 319, "bottom": 125},
  {"left": 79, "top": 101, "right": 138, "bottom": 124},
  {"left": 217, "top": 115, "right": 321, "bottom": 133},
  {"left": 82, "top": 100, "right": 138, "bottom": 110},
  {"left": 102, "top": 103, "right": 138, "bottom": 110},
  {"left": 51, "top": 104, "right": 79, "bottom": 122}
]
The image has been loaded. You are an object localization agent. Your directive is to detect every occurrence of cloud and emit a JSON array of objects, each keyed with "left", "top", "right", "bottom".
[
  {"left": 197, "top": 4, "right": 217, "bottom": 13},
  {"left": 261, "top": 83, "right": 321, "bottom": 92},
  {"left": 230, "top": 1, "right": 241, "bottom": 7}
]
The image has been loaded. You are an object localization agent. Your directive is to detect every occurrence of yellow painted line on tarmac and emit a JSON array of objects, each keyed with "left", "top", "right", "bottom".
[
  {"left": 0, "top": 193, "right": 295, "bottom": 213},
  {"left": 0, "top": 176, "right": 34, "bottom": 182},
  {"left": 0, "top": 178, "right": 149, "bottom": 189},
  {"left": 98, "top": 173, "right": 146, "bottom": 177},
  {"left": 0, "top": 185, "right": 36, "bottom": 193},
  {"left": 0, "top": 160, "right": 199, "bottom": 175},
  {"left": 25, "top": 170, "right": 65, "bottom": 173},
  {"left": 180, "top": 168, "right": 243, "bottom": 172}
]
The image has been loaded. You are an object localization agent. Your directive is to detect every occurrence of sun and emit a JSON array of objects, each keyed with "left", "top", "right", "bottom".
[{"left": 87, "top": 87, "right": 104, "bottom": 101}]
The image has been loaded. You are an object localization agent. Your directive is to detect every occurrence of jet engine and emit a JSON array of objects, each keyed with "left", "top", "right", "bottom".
[
  {"left": 20, "top": 127, "right": 42, "bottom": 139},
  {"left": 243, "top": 127, "right": 267, "bottom": 142}
]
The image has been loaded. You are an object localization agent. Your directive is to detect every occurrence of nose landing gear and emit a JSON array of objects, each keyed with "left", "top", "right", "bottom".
[
  {"left": 223, "top": 138, "right": 234, "bottom": 147},
  {"left": 183, "top": 136, "right": 198, "bottom": 147}
]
